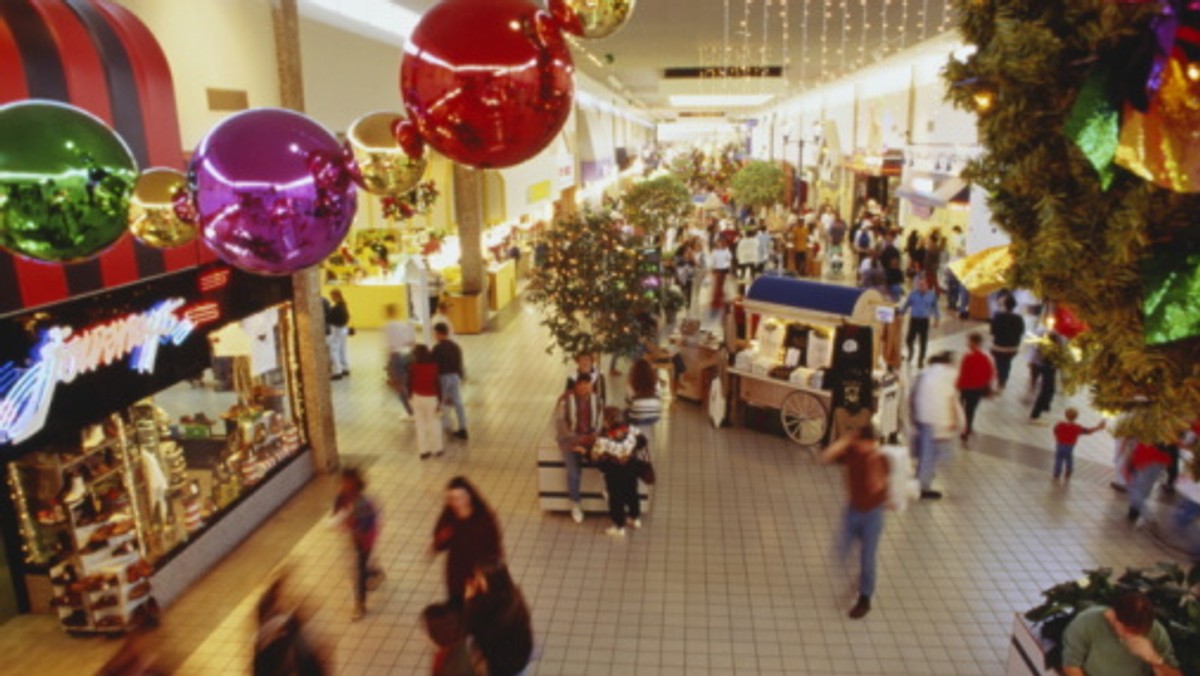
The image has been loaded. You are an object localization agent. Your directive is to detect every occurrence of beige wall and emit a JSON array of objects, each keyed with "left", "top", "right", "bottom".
[
  {"left": 116, "top": 0, "right": 280, "bottom": 151},
  {"left": 298, "top": 17, "right": 404, "bottom": 135}
]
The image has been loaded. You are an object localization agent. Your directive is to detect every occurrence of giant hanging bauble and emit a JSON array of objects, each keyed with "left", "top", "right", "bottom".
[
  {"left": 400, "top": 0, "right": 575, "bottom": 169},
  {"left": 189, "top": 108, "right": 357, "bottom": 276},
  {"left": 347, "top": 112, "right": 428, "bottom": 197},
  {"left": 128, "top": 168, "right": 197, "bottom": 248},
  {"left": 0, "top": 100, "right": 137, "bottom": 263},
  {"left": 549, "top": 0, "right": 636, "bottom": 39}
]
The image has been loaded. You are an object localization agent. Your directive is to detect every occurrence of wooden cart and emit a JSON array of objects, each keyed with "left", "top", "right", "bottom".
[{"left": 722, "top": 277, "right": 901, "bottom": 447}]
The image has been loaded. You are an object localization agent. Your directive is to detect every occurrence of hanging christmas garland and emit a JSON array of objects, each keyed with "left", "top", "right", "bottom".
[
  {"left": 380, "top": 180, "right": 440, "bottom": 222},
  {"left": 947, "top": 0, "right": 1200, "bottom": 473}
]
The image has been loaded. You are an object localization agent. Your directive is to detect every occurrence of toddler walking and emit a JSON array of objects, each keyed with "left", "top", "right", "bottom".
[{"left": 1053, "top": 408, "right": 1105, "bottom": 481}]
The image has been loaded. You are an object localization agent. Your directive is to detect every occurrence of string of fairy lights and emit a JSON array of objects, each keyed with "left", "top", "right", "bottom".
[{"left": 694, "top": 0, "right": 950, "bottom": 98}]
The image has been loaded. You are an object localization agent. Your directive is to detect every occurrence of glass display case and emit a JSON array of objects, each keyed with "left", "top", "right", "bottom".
[{"left": 4, "top": 302, "right": 306, "bottom": 632}]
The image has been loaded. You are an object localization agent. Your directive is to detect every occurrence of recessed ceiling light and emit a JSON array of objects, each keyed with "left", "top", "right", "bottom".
[{"left": 668, "top": 94, "right": 775, "bottom": 108}]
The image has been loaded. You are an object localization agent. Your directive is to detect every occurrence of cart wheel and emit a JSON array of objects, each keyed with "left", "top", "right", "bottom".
[{"left": 780, "top": 390, "right": 828, "bottom": 447}]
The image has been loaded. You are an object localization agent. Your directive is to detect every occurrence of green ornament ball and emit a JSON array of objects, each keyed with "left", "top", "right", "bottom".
[{"left": 0, "top": 99, "right": 138, "bottom": 263}]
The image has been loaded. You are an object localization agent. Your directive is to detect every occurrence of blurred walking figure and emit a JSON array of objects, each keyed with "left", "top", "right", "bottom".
[
  {"left": 910, "top": 352, "right": 965, "bottom": 500},
  {"left": 253, "top": 577, "right": 327, "bottom": 676},
  {"left": 410, "top": 344, "right": 445, "bottom": 459},
  {"left": 383, "top": 303, "right": 416, "bottom": 416},
  {"left": 330, "top": 468, "right": 383, "bottom": 621},
  {"left": 822, "top": 425, "right": 890, "bottom": 620},
  {"left": 432, "top": 476, "right": 504, "bottom": 607},
  {"left": 464, "top": 561, "right": 534, "bottom": 676},
  {"left": 626, "top": 358, "right": 662, "bottom": 450}
]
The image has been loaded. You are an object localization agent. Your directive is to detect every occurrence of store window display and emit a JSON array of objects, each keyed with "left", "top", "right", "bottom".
[{"left": 5, "top": 302, "right": 305, "bottom": 630}]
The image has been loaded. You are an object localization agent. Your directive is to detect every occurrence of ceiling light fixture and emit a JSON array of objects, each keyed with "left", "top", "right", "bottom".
[{"left": 669, "top": 94, "right": 776, "bottom": 108}]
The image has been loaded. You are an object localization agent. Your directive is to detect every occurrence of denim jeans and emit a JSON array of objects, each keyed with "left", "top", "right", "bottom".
[
  {"left": 913, "top": 423, "right": 952, "bottom": 491},
  {"left": 561, "top": 448, "right": 584, "bottom": 503},
  {"left": 1172, "top": 498, "right": 1200, "bottom": 533},
  {"left": 1129, "top": 465, "right": 1165, "bottom": 515},
  {"left": 991, "top": 350, "right": 1017, "bottom": 388},
  {"left": 837, "top": 504, "right": 885, "bottom": 598},
  {"left": 1053, "top": 443, "right": 1075, "bottom": 478},
  {"left": 387, "top": 352, "right": 413, "bottom": 415},
  {"left": 439, "top": 374, "right": 466, "bottom": 432}
]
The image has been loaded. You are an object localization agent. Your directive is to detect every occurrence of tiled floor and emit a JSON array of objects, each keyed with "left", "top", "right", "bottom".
[{"left": 4, "top": 291, "right": 1190, "bottom": 675}]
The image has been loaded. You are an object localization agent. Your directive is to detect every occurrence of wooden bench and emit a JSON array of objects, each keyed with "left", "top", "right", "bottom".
[{"left": 536, "top": 445, "right": 652, "bottom": 514}]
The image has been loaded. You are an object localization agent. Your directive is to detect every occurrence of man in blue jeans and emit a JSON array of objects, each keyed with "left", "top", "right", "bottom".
[
  {"left": 910, "top": 351, "right": 965, "bottom": 500},
  {"left": 555, "top": 376, "right": 602, "bottom": 523},
  {"left": 822, "top": 424, "right": 890, "bottom": 619},
  {"left": 432, "top": 323, "right": 468, "bottom": 439}
]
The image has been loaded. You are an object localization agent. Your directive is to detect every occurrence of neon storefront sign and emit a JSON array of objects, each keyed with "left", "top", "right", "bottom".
[{"left": 0, "top": 298, "right": 197, "bottom": 445}]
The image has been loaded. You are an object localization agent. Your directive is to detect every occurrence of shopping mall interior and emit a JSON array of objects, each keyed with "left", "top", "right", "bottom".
[{"left": 0, "top": 0, "right": 1198, "bottom": 674}]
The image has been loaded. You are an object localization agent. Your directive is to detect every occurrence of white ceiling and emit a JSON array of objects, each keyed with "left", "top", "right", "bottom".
[{"left": 356, "top": 0, "right": 960, "bottom": 119}]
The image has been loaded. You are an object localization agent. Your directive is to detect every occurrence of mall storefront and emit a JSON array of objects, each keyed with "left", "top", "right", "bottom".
[{"left": 0, "top": 264, "right": 316, "bottom": 633}]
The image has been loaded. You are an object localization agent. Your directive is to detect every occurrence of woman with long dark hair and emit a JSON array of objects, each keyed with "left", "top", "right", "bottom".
[
  {"left": 465, "top": 561, "right": 534, "bottom": 676},
  {"left": 431, "top": 476, "right": 503, "bottom": 607}
]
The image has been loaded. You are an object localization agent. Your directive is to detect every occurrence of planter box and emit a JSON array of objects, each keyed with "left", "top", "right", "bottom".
[{"left": 1006, "top": 613, "right": 1060, "bottom": 676}]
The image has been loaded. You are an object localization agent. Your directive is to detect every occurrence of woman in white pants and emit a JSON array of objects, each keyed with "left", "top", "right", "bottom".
[{"left": 408, "top": 345, "right": 444, "bottom": 459}]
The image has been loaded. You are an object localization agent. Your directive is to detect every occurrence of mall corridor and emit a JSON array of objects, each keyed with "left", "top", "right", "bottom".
[{"left": 18, "top": 299, "right": 1172, "bottom": 675}]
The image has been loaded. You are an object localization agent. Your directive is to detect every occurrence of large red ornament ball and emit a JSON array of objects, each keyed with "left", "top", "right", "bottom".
[{"left": 400, "top": 0, "right": 575, "bottom": 169}]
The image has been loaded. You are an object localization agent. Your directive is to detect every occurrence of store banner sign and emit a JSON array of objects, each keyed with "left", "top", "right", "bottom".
[
  {"left": 0, "top": 299, "right": 201, "bottom": 445},
  {"left": 0, "top": 265, "right": 291, "bottom": 451}
]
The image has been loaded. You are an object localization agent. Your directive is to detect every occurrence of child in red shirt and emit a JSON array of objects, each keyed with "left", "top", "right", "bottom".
[{"left": 1052, "top": 408, "right": 1105, "bottom": 481}]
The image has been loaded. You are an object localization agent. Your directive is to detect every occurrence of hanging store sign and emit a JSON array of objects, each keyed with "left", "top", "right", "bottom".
[
  {"left": 0, "top": 264, "right": 292, "bottom": 451},
  {"left": 0, "top": 299, "right": 203, "bottom": 445}
]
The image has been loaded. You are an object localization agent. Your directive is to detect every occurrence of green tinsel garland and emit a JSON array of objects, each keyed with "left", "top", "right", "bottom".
[{"left": 947, "top": 0, "right": 1200, "bottom": 476}]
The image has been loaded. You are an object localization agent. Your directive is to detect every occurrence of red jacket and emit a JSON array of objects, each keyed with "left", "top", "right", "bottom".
[{"left": 956, "top": 349, "right": 996, "bottom": 391}]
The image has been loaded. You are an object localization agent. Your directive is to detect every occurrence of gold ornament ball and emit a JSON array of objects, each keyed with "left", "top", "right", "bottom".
[
  {"left": 128, "top": 168, "right": 197, "bottom": 249},
  {"left": 347, "top": 111, "right": 428, "bottom": 197},
  {"left": 550, "top": 0, "right": 636, "bottom": 39}
]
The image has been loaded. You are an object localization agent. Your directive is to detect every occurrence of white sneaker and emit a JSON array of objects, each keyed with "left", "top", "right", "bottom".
[
  {"left": 605, "top": 526, "right": 626, "bottom": 537},
  {"left": 629, "top": 518, "right": 642, "bottom": 529},
  {"left": 570, "top": 503, "right": 584, "bottom": 524}
]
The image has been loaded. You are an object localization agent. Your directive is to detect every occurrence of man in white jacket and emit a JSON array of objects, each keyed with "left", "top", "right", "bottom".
[{"left": 909, "top": 351, "right": 965, "bottom": 500}]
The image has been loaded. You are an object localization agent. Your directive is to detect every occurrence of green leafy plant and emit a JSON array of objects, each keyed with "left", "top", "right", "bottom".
[
  {"left": 1024, "top": 562, "right": 1200, "bottom": 674},
  {"left": 947, "top": 0, "right": 1200, "bottom": 473},
  {"left": 729, "top": 160, "right": 786, "bottom": 211},
  {"left": 621, "top": 174, "right": 693, "bottom": 239},
  {"left": 528, "top": 208, "right": 663, "bottom": 359}
]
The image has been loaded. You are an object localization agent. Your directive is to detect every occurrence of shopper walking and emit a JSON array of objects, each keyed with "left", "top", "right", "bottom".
[
  {"left": 408, "top": 345, "right": 443, "bottom": 459},
  {"left": 898, "top": 276, "right": 940, "bottom": 368},
  {"left": 330, "top": 468, "right": 383, "bottom": 621},
  {"left": 253, "top": 577, "right": 327, "bottom": 675},
  {"left": 383, "top": 304, "right": 415, "bottom": 416},
  {"left": 1126, "top": 441, "right": 1171, "bottom": 525},
  {"left": 955, "top": 333, "right": 996, "bottom": 447},
  {"left": 989, "top": 294, "right": 1025, "bottom": 389},
  {"left": 556, "top": 374, "right": 602, "bottom": 524},
  {"left": 910, "top": 352, "right": 965, "bottom": 500},
  {"left": 822, "top": 424, "right": 890, "bottom": 619},
  {"left": 592, "top": 406, "right": 645, "bottom": 537},
  {"left": 1029, "top": 333, "right": 1063, "bottom": 422},
  {"left": 1052, "top": 408, "right": 1105, "bottom": 482},
  {"left": 431, "top": 476, "right": 503, "bottom": 607},
  {"left": 709, "top": 237, "right": 733, "bottom": 311},
  {"left": 432, "top": 323, "right": 468, "bottom": 439},
  {"left": 325, "top": 289, "right": 350, "bottom": 379},
  {"left": 464, "top": 561, "right": 534, "bottom": 676}
]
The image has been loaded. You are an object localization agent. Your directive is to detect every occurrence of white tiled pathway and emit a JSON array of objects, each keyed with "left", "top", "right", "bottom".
[{"left": 7, "top": 296, "right": 1186, "bottom": 675}]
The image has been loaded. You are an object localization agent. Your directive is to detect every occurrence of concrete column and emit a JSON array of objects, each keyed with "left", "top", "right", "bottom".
[
  {"left": 270, "top": 0, "right": 305, "bottom": 111},
  {"left": 453, "top": 164, "right": 486, "bottom": 296},
  {"left": 271, "top": 0, "right": 338, "bottom": 470}
]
